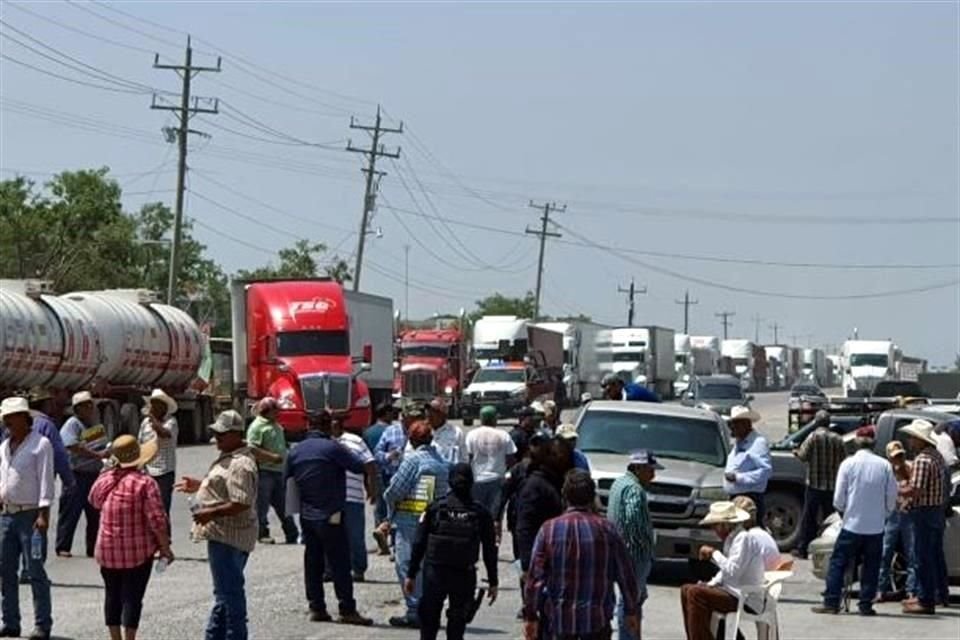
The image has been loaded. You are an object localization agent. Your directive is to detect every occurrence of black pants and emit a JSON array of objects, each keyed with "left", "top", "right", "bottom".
[
  {"left": 302, "top": 517, "right": 356, "bottom": 615},
  {"left": 797, "top": 486, "right": 833, "bottom": 553},
  {"left": 101, "top": 561, "right": 153, "bottom": 628},
  {"left": 153, "top": 472, "right": 175, "bottom": 516},
  {"left": 419, "top": 565, "right": 476, "bottom": 640},
  {"left": 56, "top": 471, "right": 100, "bottom": 556}
]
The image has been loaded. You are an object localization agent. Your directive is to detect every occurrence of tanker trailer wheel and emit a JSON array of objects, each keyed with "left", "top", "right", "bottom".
[
  {"left": 120, "top": 402, "right": 141, "bottom": 438},
  {"left": 99, "top": 401, "right": 121, "bottom": 441}
]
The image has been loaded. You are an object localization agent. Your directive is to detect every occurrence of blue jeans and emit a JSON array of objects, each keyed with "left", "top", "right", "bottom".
[
  {"left": 823, "top": 528, "right": 882, "bottom": 612},
  {"left": 256, "top": 470, "right": 299, "bottom": 542},
  {"left": 205, "top": 540, "right": 249, "bottom": 640},
  {"left": 878, "top": 510, "right": 916, "bottom": 595},
  {"left": 617, "top": 554, "right": 652, "bottom": 640},
  {"left": 910, "top": 507, "right": 946, "bottom": 608},
  {"left": 0, "top": 511, "right": 52, "bottom": 632},
  {"left": 394, "top": 518, "right": 421, "bottom": 620},
  {"left": 343, "top": 502, "right": 367, "bottom": 575},
  {"left": 471, "top": 478, "right": 503, "bottom": 518},
  {"left": 374, "top": 471, "right": 391, "bottom": 525},
  {"left": 302, "top": 517, "right": 356, "bottom": 615}
]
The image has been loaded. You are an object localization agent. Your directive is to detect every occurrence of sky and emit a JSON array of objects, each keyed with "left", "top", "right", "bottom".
[{"left": 1, "top": 1, "right": 958, "bottom": 364}]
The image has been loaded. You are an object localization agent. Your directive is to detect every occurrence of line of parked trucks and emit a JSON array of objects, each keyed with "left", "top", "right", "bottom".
[{"left": 0, "top": 276, "right": 936, "bottom": 445}]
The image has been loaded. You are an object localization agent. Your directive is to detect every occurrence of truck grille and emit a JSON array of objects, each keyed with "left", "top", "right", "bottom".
[
  {"left": 300, "top": 374, "right": 352, "bottom": 413},
  {"left": 649, "top": 483, "right": 693, "bottom": 499},
  {"left": 596, "top": 478, "right": 692, "bottom": 515},
  {"left": 483, "top": 391, "right": 511, "bottom": 400},
  {"left": 403, "top": 371, "right": 437, "bottom": 398}
]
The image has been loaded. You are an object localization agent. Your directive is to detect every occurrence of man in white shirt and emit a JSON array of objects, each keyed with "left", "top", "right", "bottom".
[
  {"left": 0, "top": 397, "right": 55, "bottom": 640},
  {"left": 427, "top": 398, "right": 465, "bottom": 465},
  {"left": 812, "top": 426, "right": 896, "bottom": 616},
  {"left": 680, "top": 501, "right": 765, "bottom": 640},
  {"left": 465, "top": 406, "right": 517, "bottom": 517},
  {"left": 138, "top": 389, "right": 179, "bottom": 516},
  {"left": 330, "top": 418, "right": 378, "bottom": 582},
  {"left": 732, "top": 496, "right": 785, "bottom": 571},
  {"left": 933, "top": 420, "right": 958, "bottom": 470}
]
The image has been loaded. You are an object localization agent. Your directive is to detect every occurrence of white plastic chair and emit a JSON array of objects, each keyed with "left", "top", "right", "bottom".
[{"left": 718, "top": 570, "right": 793, "bottom": 640}]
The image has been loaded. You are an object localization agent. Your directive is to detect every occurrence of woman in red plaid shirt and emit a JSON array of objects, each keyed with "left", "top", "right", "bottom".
[{"left": 89, "top": 435, "right": 173, "bottom": 640}]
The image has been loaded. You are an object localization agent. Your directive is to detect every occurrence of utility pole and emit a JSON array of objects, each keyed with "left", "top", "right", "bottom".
[
  {"left": 618, "top": 278, "right": 647, "bottom": 327},
  {"left": 751, "top": 313, "right": 764, "bottom": 343},
  {"left": 674, "top": 290, "right": 699, "bottom": 334},
  {"left": 152, "top": 36, "right": 220, "bottom": 305},
  {"left": 769, "top": 322, "right": 782, "bottom": 344},
  {"left": 715, "top": 311, "right": 735, "bottom": 340},
  {"left": 403, "top": 244, "right": 410, "bottom": 323},
  {"left": 526, "top": 201, "right": 565, "bottom": 320},
  {"left": 347, "top": 105, "right": 402, "bottom": 291}
]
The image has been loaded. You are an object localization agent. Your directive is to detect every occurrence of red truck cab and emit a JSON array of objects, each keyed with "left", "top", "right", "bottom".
[
  {"left": 231, "top": 280, "right": 373, "bottom": 437},
  {"left": 397, "top": 327, "right": 466, "bottom": 414}
]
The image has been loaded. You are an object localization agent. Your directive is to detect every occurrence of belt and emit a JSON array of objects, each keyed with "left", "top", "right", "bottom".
[{"left": 0, "top": 504, "right": 40, "bottom": 514}]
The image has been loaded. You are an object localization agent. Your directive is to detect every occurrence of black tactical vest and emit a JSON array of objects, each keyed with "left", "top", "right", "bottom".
[{"left": 425, "top": 503, "right": 480, "bottom": 568}]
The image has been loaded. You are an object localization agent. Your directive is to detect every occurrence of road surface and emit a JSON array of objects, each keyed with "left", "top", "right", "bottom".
[{"left": 35, "top": 391, "right": 960, "bottom": 638}]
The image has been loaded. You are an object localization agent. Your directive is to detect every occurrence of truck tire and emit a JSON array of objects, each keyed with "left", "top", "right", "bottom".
[
  {"left": 764, "top": 490, "right": 803, "bottom": 551},
  {"left": 99, "top": 401, "right": 121, "bottom": 441}
]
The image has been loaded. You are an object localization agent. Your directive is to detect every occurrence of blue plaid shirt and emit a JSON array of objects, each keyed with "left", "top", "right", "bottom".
[
  {"left": 383, "top": 444, "right": 449, "bottom": 525},
  {"left": 374, "top": 423, "right": 407, "bottom": 475}
]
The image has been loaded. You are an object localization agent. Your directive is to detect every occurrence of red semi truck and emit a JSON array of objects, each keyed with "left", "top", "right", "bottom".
[
  {"left": 396, "top": 324, "right": 468, "bottom": 415},
  {"left": 229, "top": 278, "right": 394, "bottom": 436}
]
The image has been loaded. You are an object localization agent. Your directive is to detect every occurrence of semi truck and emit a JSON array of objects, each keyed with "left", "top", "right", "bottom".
[
  {"left": 802, "top": 348, "right": 828, "bottom": 387},
  {"left": 842, "top": 339, "right": 896, "bottom": 397},
  {"left": 602, "top": 326, "right": 676, "bottom": 399},
  {"left": 396, "top": 321, "right": 468, "bottom": 415},
  {"left": 721, "top": 339, "right": 765, "bottom": 391},
  {"left": 535, "top": 320, "right": 607, "bottom": 404},
  {"left": 674, "top": 334, "right": 720, "bottom": 396},
  {"left": 229, "top": 279, "right": 394, "bottom": 436},
  {"left": 471, "top": 315, "right": 529, "bottom": 366},
  {"left": 0, "top": 279, "right": 214, "bottom": 443}
]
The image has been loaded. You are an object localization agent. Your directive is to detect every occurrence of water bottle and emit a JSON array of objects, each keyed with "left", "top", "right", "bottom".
[
  {"left": 188, "top": 496, "right": 200, "bottom": 513},
  {"left": 155, "top": 558, "right": 169, "bottom": 575},
  {"left": 30, "top": 531, "right": 43, "bottom": 560}
]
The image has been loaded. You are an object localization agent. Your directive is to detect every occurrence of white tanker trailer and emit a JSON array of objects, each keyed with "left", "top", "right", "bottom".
[{"left": 0, "top": 280, "right": 214, "bottom": 442}]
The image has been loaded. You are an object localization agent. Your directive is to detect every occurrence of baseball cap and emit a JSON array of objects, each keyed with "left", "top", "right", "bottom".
[
  {"left": 209, "top": 410, "right": 245, "bottom": 434},
  {"left": 555, "top": 423, "right": 578, "bottom": 440},
  {"left": 529, "top": 428, "right": 554, "bottom": 445},
  {"left": 628, "top": 449, "right": 664, "bottom": 469},
  {"left": 885, "top": 441, "right": 906, "bottom": 458},
  {"left": 855, "top": 425, "right": 876, "bottom": 439},
  {"left": 479, "top": 405, "right": 498, "bottom": 421},
  {"left": 72, "top": 390, "right": 94, "bottom": 407},
  {"left": 601, "top": 372, "right": 623, "bottom": 387},
  {"left": 403, "top": 402, "right": 426, "bottom": 419}
]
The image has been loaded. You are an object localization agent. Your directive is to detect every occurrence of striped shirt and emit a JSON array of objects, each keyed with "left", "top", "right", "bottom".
[
  {"left": 796, "top": 427, "right": 846, "bottom": 491},
  {"left": 191, "top": 447, "right": 258, "bottom": 553},
  {"left": 90, "top": 469, "right": 168, "bottom": 569},
  {"left": 138, "top": 416, "right": 178, "bottom": 477},
  {"left": 607, "top": 472, "right": 654, "bottom": 559},
  {"left": 525, "top": 508, "right": 639, "bottom": 636},
  {"left": 910, "top": 446, "right": 946, "bottom": 508},
  {"left": 336, "top": 432, "right": 374, "bottom": 504}
]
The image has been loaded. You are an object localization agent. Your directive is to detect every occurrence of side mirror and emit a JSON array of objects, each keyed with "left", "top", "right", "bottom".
[
  {"left": 363, "top": 343, "right": 373, "bottom": 364},
  {"left": 580, "top": 392, "right": 592, "bottom": 405},
  {"left": 747, "top": 395, "right": 755, "bottom": 402},
  {"left": 359, "top": 362, "right": 372, "bottom": 374},
  {"left": 393, "top": 360, "right": 399, "bottom": 370}
]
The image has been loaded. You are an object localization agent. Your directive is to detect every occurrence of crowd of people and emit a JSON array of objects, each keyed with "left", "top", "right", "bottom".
[{"left": 0, "top": 376, "right": 957, "bottom": 640}]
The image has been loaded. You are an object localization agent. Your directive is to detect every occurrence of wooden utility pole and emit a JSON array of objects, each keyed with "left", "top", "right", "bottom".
[
  {"left": 526, "top": 201, "right": 564, "bottom": 320},
  {"left": 751, "top": 313, "right": 764, "bottom": 343},
  {"left": 618, "top": 278, "right": 647, "bottom": 327},
  {"left": 347, "top": 106, "right": 402, "bottom": 291},
  {"left": 674, "top": 290, "right": 699, "bottom": 334},
  {"left": 769, "top": 321, "right": 782, "bottom": 344},
  {"left": 151, "top": 36, "right": 220, "bottom": 305},
  {"left": 715, "top": 311, "right": 735, "bottom": 340}
]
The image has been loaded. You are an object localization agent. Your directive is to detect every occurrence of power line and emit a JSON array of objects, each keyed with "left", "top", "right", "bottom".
[
  {"left": 66, "top": 0, "right": 185, "bottom": 52},
  {"left": 188, "top": 191, "right": 304, "bottom": 242},
  {"left": 769, "top": 322, "right": 782, "bottom": 344},
  {"left": 5, "top": 2, "right": 157, "bottom": 55},
  {"left": 0, "top": 52, "right": 149, "bottom": 95},
  {"left": 716, "top": 311, "right": 735, "bottom": 340}
]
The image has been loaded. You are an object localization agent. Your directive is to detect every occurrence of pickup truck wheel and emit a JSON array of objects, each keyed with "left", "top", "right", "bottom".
[
  {"left": 764, "top": 491, "right": 803, "bottom": 551},
  {"left": 462, "top": 417, "right": 474, "bottom": 427}
]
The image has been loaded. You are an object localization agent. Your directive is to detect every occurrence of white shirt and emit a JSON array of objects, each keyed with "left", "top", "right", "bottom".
[
  {"left": 432, "top": 422, "right": 466, "bottom": 464},
  {"left": 935, "top": 432, "right": 958, "bottom": 468},
  {"left": 465, "top": 426, "right": 518, "bottom": 483},
  {"left": 833, "top": 448, "right": 897, "bottom": 535},
  {"left": 0, "top": 430, "right": 55, "bottom": 508},
  {"left": 138, "top": 416, "right": 178, "bottom": 477},
  {"left": 748, "top": 526, "right": 782, "bottom": 571},
  {"left": 337, "top": 432, "right": 374, "bottom": 504},
  {"left": 708, "top": 527, "right": 766, "bottom": 610}
]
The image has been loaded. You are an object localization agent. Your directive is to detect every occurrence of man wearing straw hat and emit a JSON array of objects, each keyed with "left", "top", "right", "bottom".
[
  {"left": 138, "top": 389, "right": 179, "bottom": 517},
  {"left": 680, "top": 501, "right": 765, "bottom": 640},
  {"left": 722, "top": 406, "right": 772, "bottom": 526},
  {"left": 0, "top": 397, "right": 55, "bottom": 640},
  {"left": 899, "top": 419, "right": 948, "bottom": 615}
]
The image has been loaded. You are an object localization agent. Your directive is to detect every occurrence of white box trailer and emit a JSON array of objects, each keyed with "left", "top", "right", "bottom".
[
  {"left": 344, "top": 290, "right": 396, "bottom": 395},
  {"left": 536, "top": 320, "right": 609, "bottom": 402}
]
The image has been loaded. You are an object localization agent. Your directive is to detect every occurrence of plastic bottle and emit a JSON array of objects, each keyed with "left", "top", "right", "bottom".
[
  {"left": 30, "top": 531, "right": 43, "bottom": 560},
  {"left": 155, "top": 558, "right": 169, "bottom": 575}
]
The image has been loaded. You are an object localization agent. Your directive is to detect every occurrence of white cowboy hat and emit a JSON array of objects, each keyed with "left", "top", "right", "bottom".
[
  {"left": 898, "top": 419, "right": 938, "bottom": 448},
  {"left": 699, "top": 501, "right": 751, "bottom": 526},
  {"left": 71, "top": 390, "right": 94, "bottom": 407},
  {"left": 0, "top": 397, "right": 31, "bottom": 420},
  {"left": 144, "top": 388, "right": 178, "bottom": 417},
  {"left": 725, "top": 406, "right": 761, "bottom": 423}
]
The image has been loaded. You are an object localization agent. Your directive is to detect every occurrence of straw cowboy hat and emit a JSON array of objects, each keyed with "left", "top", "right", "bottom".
[
  {"left": 144, "top": 389, "right": 178, "bottom": 417},
  {"left": 0, "top": 397, "right": 31, "bottom": 420},
  {"left": 699, "top": 501, "right": 751, "bottom": 526},
  {"left": 898, "top": 419, "right": 938, "bottom": 447},
  {"left": 71, "top": 391, "right": 94, "bottom": 407},
  {"left": 110, "top": 435, "right": 158, "bottom": 469},
  {"left": 725, "top": 406, "right": 762, "bottom": 423}
]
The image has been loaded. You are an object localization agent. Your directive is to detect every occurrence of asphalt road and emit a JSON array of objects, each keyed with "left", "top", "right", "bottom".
[{"left": 33, "top": 391, "right": 960, "bottom": 638}]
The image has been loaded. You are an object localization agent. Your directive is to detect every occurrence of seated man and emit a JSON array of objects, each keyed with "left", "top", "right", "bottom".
[
  {"left": 680, "top": 501, "right": 765, "bottom": 640},
  {"left": 732, "top": 495, "right": 786, "bottom": 571}
]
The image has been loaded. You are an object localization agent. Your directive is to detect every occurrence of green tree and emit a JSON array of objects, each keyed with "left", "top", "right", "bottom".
[
  {"left": 469, "top": 291, "right": 537, "bottom": 323},
  {"left": 323, "top": 256, "right": 353, "bottom": 284},
  {"left": 237, "top": 239, "right": 327, "bottom": 280}
]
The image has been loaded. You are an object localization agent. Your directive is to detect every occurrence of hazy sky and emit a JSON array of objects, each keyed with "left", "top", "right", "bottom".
[{"left": 2, "top": 1, "right": 958, "bottom": 364}]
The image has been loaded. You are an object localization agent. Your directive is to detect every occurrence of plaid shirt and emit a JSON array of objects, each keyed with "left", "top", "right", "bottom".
[
  {"left": 89, "top": 469, "right": 168, "bottom": 569},
  {"left": 909, "top": 446, "right": 945, "bottom": 508},
  {"left": 374, "top": 423, "right": 408, "bottom": 475},
  {"left": 192, "top": 447, "right": 258, "bottom": 553},
  {"left": 607, "top": 473, "right": 654, "bottom": 560},
  {"left": 524, "top": 508, "right": 639, "bottom": 636},
  {"left": 796, "top": 427, "right": 847, "bottom": 491}
]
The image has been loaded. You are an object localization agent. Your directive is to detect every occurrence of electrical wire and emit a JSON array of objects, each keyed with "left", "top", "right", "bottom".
[
  {"left": 218, "top": 101, "right": 345, "bottom": 149},
  {"left": 187, "top": 190, "right": 308, "bottom": 242},
  {"left": 66, "top": 0, "right": 186, "bottom": 52},
  {"left": 5, "top": 2, "right": 157, "bottom": 55},
  {"left": 0, "top": 52, "right": 150, "bottom": 95}
]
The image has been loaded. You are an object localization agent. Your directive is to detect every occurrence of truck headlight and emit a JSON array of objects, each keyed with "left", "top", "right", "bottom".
[
  {"left": 510, "top": 388, "right": 525, "bottom": 397},
  {"left": 696, "top": 486, "right": 727, "bottom": 502},
  {"left": 277, "top": 395, "right": 297, "bottom": 410},
  {"left": 354, "top": 395, "right": 371, "bottom": 409},
  {"left": 444, "top": 385, "right": 454, "bottom": 395}
]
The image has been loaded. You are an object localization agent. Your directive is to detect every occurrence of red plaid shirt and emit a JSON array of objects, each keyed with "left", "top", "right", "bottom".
[{"left": 89, "top": 468, "right": 168, "bottom": 569}]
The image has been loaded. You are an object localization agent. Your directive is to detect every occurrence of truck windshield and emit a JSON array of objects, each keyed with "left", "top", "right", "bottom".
[
  {"left": 400, "top": 344, "right": 449, "bottom": 359},
  {"left": 474, "top": 348, "right": 501, "bottom": 361},
  {"left": 850, "top": 354, "right": 888, "bottom": 367},
  {"left": 578, "top": 410, "right": 726, "bottom": 466},
  {"left": 276, "top": 330, "right": 349, "bottom": 357},
  {"left": 699, "top": 384, "right": 744, "bottom": 400},
  {"left": 612, "top": 352, "right": 645, "bottom": 363},
  {"left": 473, "top": 368, "right": 525, "bottom": 383}
]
